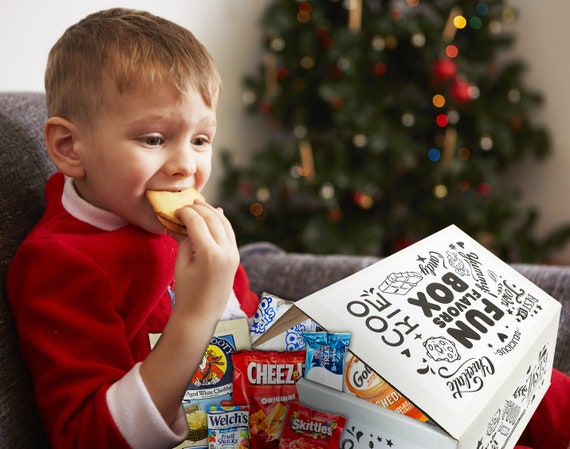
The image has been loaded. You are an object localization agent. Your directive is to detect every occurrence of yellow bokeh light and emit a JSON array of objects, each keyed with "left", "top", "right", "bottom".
[
  {"left": 433, "top": 184, "right": 448, "bottom": 199},
  {"left": 432, "top": 94, "right": 446, "bottom": 108},
  {"left": 454, "top": 15, "right": 467, "bottom": 29},
  {"left": 385, "top": 35, "right": 398, "bottom": 49},
  {"left": 358, "top": 194, "right": 374, "bottom": 209}
]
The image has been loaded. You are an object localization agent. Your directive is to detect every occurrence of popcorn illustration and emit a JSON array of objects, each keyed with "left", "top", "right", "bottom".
[
  {"left": 379, "top": 271, "right": 423, "bottom": 295},
  {"left": 446, "top": 251, "right": 469, "bottom": 276}
]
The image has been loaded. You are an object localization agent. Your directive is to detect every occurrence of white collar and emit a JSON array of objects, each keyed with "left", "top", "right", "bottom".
[{"left": 61, "top": 176, "right": 128, "bottom": 231}]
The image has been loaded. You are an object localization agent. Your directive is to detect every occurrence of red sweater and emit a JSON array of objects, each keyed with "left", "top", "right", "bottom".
[{"left": 7, "top": 173, "right": 259, "bottom": 449}]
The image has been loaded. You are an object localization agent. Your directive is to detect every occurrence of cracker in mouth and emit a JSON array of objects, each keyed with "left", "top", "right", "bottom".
[{"left": 146, "top": 188, "right": 205, "bottom": 234}]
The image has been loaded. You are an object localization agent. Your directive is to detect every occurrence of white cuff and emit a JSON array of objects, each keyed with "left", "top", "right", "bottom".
[
  {"left": 107, "top": 362, "right": 188, "bottom": 449},
  {"left": 220, "top": 290, "right": 247, "bottom": 321}
]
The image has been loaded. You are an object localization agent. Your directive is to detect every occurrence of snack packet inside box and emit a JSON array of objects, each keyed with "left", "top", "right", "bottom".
[{"left": 250, "top": 293, "right": 317, "bottom": 351}]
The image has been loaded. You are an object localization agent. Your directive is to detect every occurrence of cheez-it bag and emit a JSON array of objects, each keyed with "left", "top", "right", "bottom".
[{"left": 231, "top": 350, "right": 305, "bottom": 449}]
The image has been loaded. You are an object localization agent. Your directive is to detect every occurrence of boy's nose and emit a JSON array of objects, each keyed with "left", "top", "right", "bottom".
[{"left": 165, "top": 145, "right": 197, "bottom": 178}]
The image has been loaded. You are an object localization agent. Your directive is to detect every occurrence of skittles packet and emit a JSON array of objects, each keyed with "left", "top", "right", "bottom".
[{"left": 278, "top": 402, "right": 346, "bottom": 449}]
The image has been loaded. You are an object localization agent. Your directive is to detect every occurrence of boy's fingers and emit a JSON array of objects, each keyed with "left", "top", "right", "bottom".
[{"left": 175, "top": 203, "right": 235, "bottom": 245}]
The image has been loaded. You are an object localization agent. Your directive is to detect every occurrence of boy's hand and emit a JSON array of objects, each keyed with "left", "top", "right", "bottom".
[{"left": 169, "top": 200, "right": 240, "bottom": 320}]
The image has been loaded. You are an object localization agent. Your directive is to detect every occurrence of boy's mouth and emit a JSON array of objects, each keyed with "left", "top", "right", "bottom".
[{"left": 145, "top": 188, "right": 205, "bottom": 234}]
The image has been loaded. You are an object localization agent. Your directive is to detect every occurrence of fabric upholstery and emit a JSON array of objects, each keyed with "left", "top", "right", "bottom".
[{"left": 0, "top": 92, "right": 54, "bottom": 448}]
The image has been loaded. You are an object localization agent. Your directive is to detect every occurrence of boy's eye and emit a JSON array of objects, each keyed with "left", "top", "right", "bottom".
[
  {"left": 192, "top": 136, "right": 210, "bottom": 146},
  {"left": 142, "top": 135, "right": 164, "bottom": 146}
]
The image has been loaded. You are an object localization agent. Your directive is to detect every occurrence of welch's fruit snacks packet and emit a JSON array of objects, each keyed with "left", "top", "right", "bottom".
[{"left": 207, "top": 405, "right": 249, "bottom": 449}]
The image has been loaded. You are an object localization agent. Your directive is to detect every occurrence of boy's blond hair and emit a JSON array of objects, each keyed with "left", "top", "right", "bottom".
[{"left": 45, "top": 8, "right": 221, "bottom": 125}]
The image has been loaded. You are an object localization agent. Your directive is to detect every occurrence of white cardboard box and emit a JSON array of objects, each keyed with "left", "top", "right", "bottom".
[
  {"left": 254, "top": 225, "right": 561, "bottom": 449},
  {"left": 297, "top": 377, "right": 456, "bottom": 449}
]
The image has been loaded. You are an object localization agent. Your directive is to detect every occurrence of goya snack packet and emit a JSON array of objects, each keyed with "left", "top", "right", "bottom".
[
  {"left": 232, "top": 350, "right": 305, "bottom": 449},
  {"left": 344, "top": 353, "right": 429, "bottom": 422},
  {"left": 278, "top": 401, "right": 346, "bottom": 449}
]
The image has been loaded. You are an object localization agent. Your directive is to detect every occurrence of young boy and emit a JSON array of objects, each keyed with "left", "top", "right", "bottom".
[{"left": 7, "top": 8, "right": 259, "bottom": 449}]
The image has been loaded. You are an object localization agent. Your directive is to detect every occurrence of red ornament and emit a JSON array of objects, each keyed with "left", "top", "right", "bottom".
[
  {"left": 373, "top": 62, "right": 387, "bottom": 76},
  {"left": 328, "top": 96, "right": 344, "bottom": 110},
  {"left": 433, "top": 58, "right": 457, "bottom": 81},
  {"left": 258, "top": 101, "right": 272, "bottom": 114},
  {"left": 329, "top": 65, "right": 342, "bottom": 77},
  {"left": 276, "top": 66, "right": 289, "bottom": 80},
  {"left": 328, "top": 207, "right": 343, "bottom": 222},
  {"left": 321, "top": 36, "right": 334, "bottom": 49},
  {"left": 239, "top": 181, "right": 253, "bottom": 195},
  {"left": 509, "top": 115, "right": 523, "bottom": 130},
  {"left": 477, "top": 182, "right": 492, "bottom": 196},
  {"left": 394, "top": 236, "right": 413, "bottom": 251},
  {"left": 451, "top": 79, "right": 473, "bottom": 104}
]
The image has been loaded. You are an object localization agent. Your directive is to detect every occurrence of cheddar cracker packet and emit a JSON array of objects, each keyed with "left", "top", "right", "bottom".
[
  {"left": 232, "top": 350, "right": 305, "bottom": 449},
  {"left": 278, "top": 401, "right": 346, "bottom": 449},
  {"left": 344, "top": 353, "right": 430, "bottom": 422}
]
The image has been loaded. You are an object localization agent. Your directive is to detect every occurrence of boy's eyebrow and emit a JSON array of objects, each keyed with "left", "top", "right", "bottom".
[
  {"left": 199, "top": 117, "right": 217, "bottom": 128},
  {"left": 127, "top": 113, "right": 217, "bottom": 130}
]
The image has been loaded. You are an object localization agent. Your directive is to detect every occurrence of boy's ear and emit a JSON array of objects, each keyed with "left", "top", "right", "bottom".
[{"left": 44, "top": 117, "right": 86, "bottom": 178}]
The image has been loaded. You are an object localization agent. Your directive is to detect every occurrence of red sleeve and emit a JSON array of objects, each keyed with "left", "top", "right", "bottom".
[
  {"left": 233, "top": 263, "right": 259, "bottom": 317},
  {"left": 7, "top": 239, "right": 135, "bottom": 449},
  {"left": 515, "top": 368, "right": 570, "bottom": 449}
]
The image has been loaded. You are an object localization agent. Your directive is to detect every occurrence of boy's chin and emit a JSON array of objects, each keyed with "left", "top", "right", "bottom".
[{"left": 137, "top": 218, "right": 170, "bottom": 235}]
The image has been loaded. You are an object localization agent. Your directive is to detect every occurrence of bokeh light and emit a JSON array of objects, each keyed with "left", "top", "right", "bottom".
[
  {"left": 433, "top": 94, "right": 446, "bottom": 108},
  {"left": 428, "top": 148, "right": 441, "bottom": 161},
  {"left": 446, "top": 45, "right": 459, "bottom": 58},
  {"left": 453, "top": 15, "right": 467, "bottom": 29}
]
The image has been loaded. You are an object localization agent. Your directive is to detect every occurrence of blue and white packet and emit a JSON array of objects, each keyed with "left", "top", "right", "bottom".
[
  {"left": 302, "top": 331, "right": 351, "bottom": 391},
  {"left": 249, "top": 292, "right": 317, "bottom": 351}
]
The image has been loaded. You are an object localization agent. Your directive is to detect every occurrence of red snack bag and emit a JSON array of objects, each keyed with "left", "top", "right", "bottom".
[
  {"left": 279, "top": 402, "right": 346, "bottom": 449},
  {"left": 232, "top": 350, "right": 305, "bottom": 449}
]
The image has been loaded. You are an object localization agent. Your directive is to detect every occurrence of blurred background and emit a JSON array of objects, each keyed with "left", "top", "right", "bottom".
[{"left": 2, "top": 0, "right": 570, "bottom": 263}]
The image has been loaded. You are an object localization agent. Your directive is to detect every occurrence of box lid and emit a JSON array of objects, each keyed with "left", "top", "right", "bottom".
[{"left": 255, "top": 225, "right": 561, "bottom": 440}]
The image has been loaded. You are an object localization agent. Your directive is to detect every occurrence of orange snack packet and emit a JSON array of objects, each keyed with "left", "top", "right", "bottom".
[{"left": 344, "top": 353, "right": 429, "bottom": 422}]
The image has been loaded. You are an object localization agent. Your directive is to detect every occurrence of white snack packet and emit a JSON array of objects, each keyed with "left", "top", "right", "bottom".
[{"left": 249, "top": 292, "right": 317, "bottom": 351}]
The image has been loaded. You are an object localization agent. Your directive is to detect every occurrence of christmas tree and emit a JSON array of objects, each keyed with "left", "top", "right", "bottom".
[{"left": 219, "top": 0, "right": 570, "bottom": 262}]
